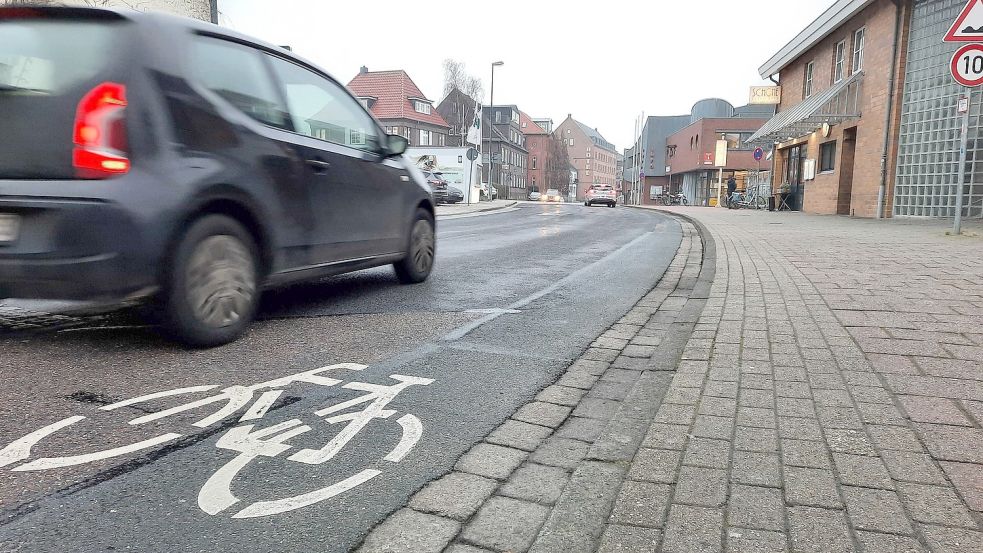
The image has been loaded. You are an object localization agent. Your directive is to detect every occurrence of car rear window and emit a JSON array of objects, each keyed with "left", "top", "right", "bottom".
[{"left": 0, "top": 19, "right": 119, "bottom": 95}]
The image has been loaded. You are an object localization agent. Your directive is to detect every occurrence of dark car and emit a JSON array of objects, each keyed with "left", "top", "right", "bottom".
[
  {"left": 422, "top": 171, "right": 449, "bottom": 203},
  {"left": 0, "top": 7, "right": 436, "bottom": 347},
  {"left": 446, "top": 186, "right": 464, "bottom": 204}
]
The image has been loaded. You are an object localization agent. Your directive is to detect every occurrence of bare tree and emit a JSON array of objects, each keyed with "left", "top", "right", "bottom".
[
  {"left": 440, "top": 60, "right": 484, "bottom": 148},
  {"left": 546, "top": 134, "right": 573, "bottom": 195},
  {"left": 442, "top": 59, "right": 483, "bottom": 101}
]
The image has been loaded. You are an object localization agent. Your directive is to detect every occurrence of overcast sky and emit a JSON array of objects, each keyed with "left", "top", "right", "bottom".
[{"left": 218, "top": 0, "right": 834, "bottom": 150}]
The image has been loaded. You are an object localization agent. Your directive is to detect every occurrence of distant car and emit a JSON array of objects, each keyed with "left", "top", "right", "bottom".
[
  {"left": 446, "top": 186, "right": 464, "bottom": 204},
  {"left": 0, "top": 6, "right": 436, "bottom": 347},
  {"left": 543, "top": 189, "right": 564, "bottom": 202},
  {"left": 528, "top": 191, "right": 542, "bottom": 202},
  {"left": 423, "top": 171, "right": 449, "bottom": 203},
  {"left": 481, "top": 183, "right": 498, "bottom": 201},
  {"left": 585, "top": 185, "right": 617, "bottom": 208}
]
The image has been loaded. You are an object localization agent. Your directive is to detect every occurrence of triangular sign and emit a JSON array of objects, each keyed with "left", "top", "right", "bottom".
[{"left": 945, "top": 0, "right": 983, "bottom": 42}]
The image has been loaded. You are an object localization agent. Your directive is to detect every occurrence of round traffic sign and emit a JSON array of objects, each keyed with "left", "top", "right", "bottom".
[
  {"left": 753, "top": 147, "right": 764, "bottom": 161},
  {"left": 951, "top": 43, "right": 983, "bottom": 87}
]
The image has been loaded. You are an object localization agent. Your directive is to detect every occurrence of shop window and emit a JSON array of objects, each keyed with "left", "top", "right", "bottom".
[{"left": 820, "top": 141, "right": 836, "bottom": 173}]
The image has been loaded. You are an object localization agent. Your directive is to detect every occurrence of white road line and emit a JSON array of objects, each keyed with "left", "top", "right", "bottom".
[
  {"left": 198, "top": 453, "right": 255, "bottom": 515},
  {"left": 12, "top": 433, "right": 183, "bottom": 471},
  {"left": 385, "top": 414, "right": 423, "bottom": 463},
  {"left": 0, "top": 416, "right": 85, "bottom": 469},
  {"left": 231, "top": 469, "right": 382, "bottom": 519},
  {"left": 442, "top": 231, "right": 654, "bottom": 341},
  {"left": 239, "top": 390, "right": 283, "bottom": 422},
  {"left": 100, "top": 385, "right": 219, "bottom": 411}
]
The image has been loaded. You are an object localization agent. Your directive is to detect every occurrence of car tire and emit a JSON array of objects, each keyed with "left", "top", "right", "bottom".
[
  {"left": 609, "top": 203, "right": 616, "bottom": 208},
  {"left": 394, "top": 209, "right": 436, "bottom": 284},
  {"left": 159, "top": 214, "right": 260, "bottom": 348}
]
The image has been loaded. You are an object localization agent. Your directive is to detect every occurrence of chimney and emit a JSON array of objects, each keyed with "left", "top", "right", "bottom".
[
  {"left": 360, "top": 66, "right": 369, "bottom": 74},
  {"left": 567, "top": 113, "right": 572, "bottom": 118}
]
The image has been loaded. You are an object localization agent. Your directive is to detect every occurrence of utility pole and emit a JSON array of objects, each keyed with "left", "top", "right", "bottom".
[{"left": 488, "top": 61, "right": 504, "bottom": 202}]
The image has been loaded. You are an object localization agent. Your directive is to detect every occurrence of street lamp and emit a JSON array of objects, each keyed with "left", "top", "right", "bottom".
[{"left": 488, "top": 61, "right": 504, "bottom": 202}]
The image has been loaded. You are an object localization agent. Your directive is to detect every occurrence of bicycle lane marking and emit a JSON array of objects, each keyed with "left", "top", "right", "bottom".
[{"left": 0, "top": 363, "right": 434, "bottom": 520}]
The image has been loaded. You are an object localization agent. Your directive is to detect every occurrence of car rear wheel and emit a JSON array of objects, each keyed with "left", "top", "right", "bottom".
[
  {"left": 609, "top": 203, "right": 616, "bottom": 208},
  {"left": 160, "top": 215, "right": 259, "bottom": 348},
  {"left": 394, "top": 209, "right": 435, "bottom": 284}
]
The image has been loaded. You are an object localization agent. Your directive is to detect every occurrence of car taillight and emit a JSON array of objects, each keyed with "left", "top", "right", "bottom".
[{"left": 73, "top": 82, "right": 129, "bottom": 178}]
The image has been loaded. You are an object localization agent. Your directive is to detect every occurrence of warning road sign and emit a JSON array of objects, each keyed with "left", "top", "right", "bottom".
[
  {"left": 945, "top": 0, "right": 983, "bottom": 42},
  {"left": 951, "top": 43, "right": 983, "bottom": 86}
]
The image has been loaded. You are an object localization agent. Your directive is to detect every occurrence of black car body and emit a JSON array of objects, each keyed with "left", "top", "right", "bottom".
[
  {"left": 0, "top": 7, "right": 436, "bottom": 346},
  {"left": 422, "top": 171, "right": 449, "bottom": 203},
  {"left": 446, "top": 186, "right": 464, "bottom": 204}
]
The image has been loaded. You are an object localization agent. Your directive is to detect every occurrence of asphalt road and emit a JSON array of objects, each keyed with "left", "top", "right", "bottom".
[{"left": 0, "top": 203, "right": 681, "bottom": 553}]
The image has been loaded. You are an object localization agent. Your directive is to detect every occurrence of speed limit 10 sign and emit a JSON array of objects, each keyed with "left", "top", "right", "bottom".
[{"left": 951, "top": 43, "right": 983, "bottom": 87}]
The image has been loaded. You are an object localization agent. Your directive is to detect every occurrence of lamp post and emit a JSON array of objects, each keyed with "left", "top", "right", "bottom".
[{"left": 488, "top": 61, "right": 504, "bottom": 202}]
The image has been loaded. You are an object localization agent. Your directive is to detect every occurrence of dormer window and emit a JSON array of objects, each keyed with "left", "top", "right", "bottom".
[
  {"left": 413, "top": 100, "right": 431, "bottom": 115},
  {"left": 357, "top": 96, "right": 377, "bottom": 110},
  {"left": 511, "top": 110, "right": 519, "bottom": 122}
]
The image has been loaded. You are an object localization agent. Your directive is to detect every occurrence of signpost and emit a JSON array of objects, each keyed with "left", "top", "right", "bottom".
[{"left": 945, "top": 1, "right": 983, "bottom": 234}]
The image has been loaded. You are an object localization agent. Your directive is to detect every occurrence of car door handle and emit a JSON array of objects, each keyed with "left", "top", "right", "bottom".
[{"left": 306, "top": 159, "right": 331, "bottom": 173}]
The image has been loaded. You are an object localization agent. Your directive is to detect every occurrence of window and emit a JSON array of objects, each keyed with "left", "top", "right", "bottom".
[
  {"left": 569, "top": 138, "right": 574, "bottom": 146},
  {"left": 804, "top": 61, "right": 815, "bottom": 98},
  {"left": 532, "top": 156, "right": 537, "bottom": 169},
  {"left": 438, "top": 134, "right": 445, "bottom": 146},
  {"left": 820, "top": 141, "right": 836, "bottom": 173},
  {"left": 359, "top": 99, "right": 369, "bottom": 109},
  {"left": 419, "top": 129, "right": 432, "bottom": 146},
  {"left": 853, "top": 28, "right": 865, "bottom": 73},
  {"left": 414, "top": 100, "right": 431, "bottom": 115},
  {"left": 833, "top": 40, "right": 846, "bottom": 83},
  {"left": 721, "top": 132, "right": 753, "bottom": 150},
  {"left": 521, "top": 122, "right": 527, "bottom": 128},
  {"left": 266, "top": 55, "right": 378, "bottom": 150},
  {"left": 511, "top": 110, "right": 518, "bottom": 122},
  {"left": 495, "top": 111, "right": 503, "bottom": 124},
  {"left": 191, "top": 37, "right": 289, "bottom": 129}
]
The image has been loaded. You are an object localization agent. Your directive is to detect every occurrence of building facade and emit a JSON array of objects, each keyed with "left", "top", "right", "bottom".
[
  {"left": 555, "top": 115, "right": 619, "bottom": 200},
  {"left": 436, "top": 87, "right": 478, "bottom": 148},
  {"left": 519, "top": 112, "right": 549, "bottom": 195},
  {"left": 482, "top": 105, "right": 528, "bottom": 199},
  {"left": 750, "top": 0, "right": 983, "bottom": 219},
  {"left": 0, "top": 0, "right": 216, "bottom": 21},
  {"left": 624, "top": 115, "right": 691, "bottom": 206},
  {"left": 347, "top": 67, "right": 450, "bottom": 148}
]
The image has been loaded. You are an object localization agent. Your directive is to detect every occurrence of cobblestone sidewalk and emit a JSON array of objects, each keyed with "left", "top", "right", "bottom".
[{"left": 357, "top": 209, "right": 983, "bottom": 553}]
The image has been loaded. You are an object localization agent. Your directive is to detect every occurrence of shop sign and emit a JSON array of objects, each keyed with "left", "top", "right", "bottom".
[
  {"left": 714, "top": 140, "right": 728, "bottom": 167},
  {"left": 749, "top": 86, "right": 782, "bottom": 105}
]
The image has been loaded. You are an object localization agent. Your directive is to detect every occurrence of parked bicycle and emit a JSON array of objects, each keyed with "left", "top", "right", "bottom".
[
  {"left": 728, "top": 186, "right": 767, "bottom": 210},
  {"left": 659, "top": 193, "right": 689, "bottom": 206}
]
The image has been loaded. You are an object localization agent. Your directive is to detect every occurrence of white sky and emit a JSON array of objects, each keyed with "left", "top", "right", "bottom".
[{"left": 218, "top": 0, "right": 835, "bottom": 150}]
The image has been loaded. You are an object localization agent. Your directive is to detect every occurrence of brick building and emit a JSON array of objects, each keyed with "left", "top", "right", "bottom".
[
  {"left": 347, "top": 68, "right": 450, "bottom": 148},
  {"left": 482, "top": 105, "right": 528, "bottom": 199},
  {"left": 519, "top": 112, "right": 549, "bottom": 196},
  {"left": 750, "top": 0, "right": 983, "bottom": 220},
  {"left": 555, "top": 115, "right": 618, "bottom": 201}
]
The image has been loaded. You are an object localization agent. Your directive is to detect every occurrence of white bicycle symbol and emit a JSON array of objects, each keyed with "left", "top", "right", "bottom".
[{"left": 0, "top": 363, "right": 433, "bottom": 519}]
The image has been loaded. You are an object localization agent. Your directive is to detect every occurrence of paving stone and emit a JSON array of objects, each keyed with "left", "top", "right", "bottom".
[
  {"left": 849, "top": 385, "right": 894, "bottom": 404},
  {"left": 623, "top": 344, "right": 657, "bottom": 358},
  {"left": 610, "top": 480, "right": 672, "bottom": 528},
  {"left": 867, "top": 424, "right": 925, "bottom": 452},
  {"left": 557, "top": 371, "right": 601, "bottom": 390},
  {"left": 858, "top": 402, "right": 908, "bottom": 425},
  {"left": 662, "top": 504, "right": 724, "bottom": 553},
  {"left": 691, "top": 415, "right": 735, "bottom": 440},
  {"left": 683, "top": 437, "right": 731, "bottom": 469},
  {"left": 529, "top": 461, "right": 626, "bottom": 553},
  {"left": 741, "top": 374, "right": 775, "bottom": 391},
  {"left": 455, "top": 443, "right": 528, "bottom": 481},
  {"left": 612, "top": 356, "right": 652, "bottom": 371},
  {"left": 358, "top": 508, "right": 460, "bottom": 553},
  {"left": 706, "top": 380, "right": 740, "bottom": 399},
  {"left": 499, "top": 463, "right": 570, "bottom": 506},
  {"left": 569, "top": 359, "right": 612, "bottom": 376},
  {"left": 939, "top": 461, "right": 983, "bottom": 512},
  {"left": 589, "top": 380, "right": 635, "bottom": 402},
  {"left": 642, "top": 423, "right": 690, "bottom": 451},
  {"left": 654, "top": 404, "right": 698, "bottom": 426},
  {"left": 602, "top": 368, "right": 643, "bottom": 384},
  {"left": 531, "top": 436, "right": 590, "bottom": 469},
  {"left": 630, "top": 335, "right": 664, "bottom": 347},
  {"left": 487, "top": 419, "right": 554, "bottom": 452},
  {"left": 776, "top": 397, "right": 817, "bottom": 419},
  {"left": 728, "top": 484, "right": 785, "bottom": 531},
  {"left": 737, "top": 406, "right": 777, "bottom": 429},
  {"left": 784, "top": 466, "right": 842, "bottom": 508},
  {"left": 898, "top": 482, "right": 977, "bottom": 528},
  {"left": 461, "top": 496, "right": 550, "bottom": 552},
  {"left": 536, "top": 385, "right": 588, "bottom": 407},
  {"left": 409, "top": 472, "right": 498, "bottom": 521},
  {"left": 855, "top": 532, "right": 927, "bottom": 553},
  {"left": 514, "top": 401, "right": 573, "bottom": 428},
  {"left": 597, "top": 524, "right": 662, "bottom": 553},
  {"left": 812, "top": 389, "right": 853, "bottom": 408},
  {"left": 733, "top": 426, "right": 779, "bottom": 453},
  {"left": 841, "top": 486, "right": 913, "bottom": 535},
  {"left": 629, "top": 448, "right": 681, "bottom": 484},
  {"left": 825, "top": 428, "right": 877, "bottom": 456},
  {"left": 787, "top": 506, "right": 853, "bottom": 553},
  {"left": 557, "top": 416, "right": 606, "bottom": 442},
  {"left": 915, "top": 423, "right": 983, "bottom": 464},
  {"left": 832, "top": 453, "right": 894, "bottom": 490},
  {"left": 775, "top": 381, "right": 812, "bottom": 399},
  {"left": 782, "top": 439, "right": 832, "bottom": 469},
  {"left": 816, "top": 406, "right": 863, "bottom": 430},
  {"left": 900, "top": 395, "right": 974, "bottom": 427},
  {"left": 881, "top": 451, "right": 947, "bottom": 485},
  {"left": 725, "top": 528, "right": 788, "bottom": 553},
  {"left": 732, "top": 451, "right": 781, "bottom": 488},
  {"left": 573, "top": 397, "right": 621, "bottom": 421},
  {"left": 445, "top": 545, "right": 493, "bottom": 553},
  {"left": 594, "top": 336, "right": 630, "bottom": 350},
  {"left": 919, "top": 525, "right": 983, "bottom": 553},
  {"left": 584, "top": 348, "right": 620, "bottom": 363},
  {"left": 778, "top": 416, "right": 824, "bottom": 441},
  {"left": 674, "top": 466, "right": 728, "bottom": 507},
  {"left": 699, "top": 396, "right": 738, "bottom": 417}
]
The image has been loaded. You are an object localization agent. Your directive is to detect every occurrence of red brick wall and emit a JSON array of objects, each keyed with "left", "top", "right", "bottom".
[
  {"left": 775, "top": 0, "right": 904, "bottom": 217},
  {"left": 667, "top": 118, "right": 771, "bottom": 175},
  {"left": 525, "top": 134, "right": 550, "bottom": 193},
  {"left": 555, "top": 117, "right": 619, "bottom": 200}
]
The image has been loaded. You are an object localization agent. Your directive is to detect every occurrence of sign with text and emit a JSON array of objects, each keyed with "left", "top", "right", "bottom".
[
  {"left": 951, "top": 43, "right": 983, "bottom": 86},
  {"left": 703, "top": 152, "right": 714, "bottom": 165},
  {"left": 749, "top": 86, "right": 782, "bottom": 105},
  {"left": 715, "top": 140, "right": 728, "bottom": 167}
]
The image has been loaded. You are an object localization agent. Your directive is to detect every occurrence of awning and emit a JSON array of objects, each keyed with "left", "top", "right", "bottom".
[{"left": 746, "top": 71, "right": 864, "bottom": 147}]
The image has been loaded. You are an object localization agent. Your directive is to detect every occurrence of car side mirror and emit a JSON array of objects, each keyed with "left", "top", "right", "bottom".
[{"left": 385, "top": 134, "right": 408, "bottom": 157}]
